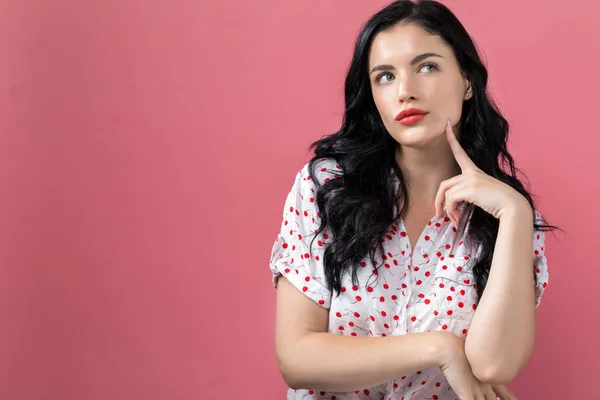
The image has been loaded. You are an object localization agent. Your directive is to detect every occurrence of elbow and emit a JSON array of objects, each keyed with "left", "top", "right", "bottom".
[
  {"left": 276, "top": 332, "right": 330, "bottom": 390},
  {"left": 281, "top": 372, "right": 301, "bottom": 391},
  {"left": 465, "top": 341, "right": 523, "bottom": 386},
  {"left": 279, "top": 363, "right": 303, "bottom": 390},
  {"left": 466, "top": 349, "right": 517, "bottom": 385},
  {"left": 466, "top": 348, "right": 533, "bottom": 385},
  {"left": 276, "top": 348, "right": 307, "bottom": 390},
  {"left": 471, "top": 363, "right": 517, "bottom": 386},
  {"left": 279, "top": 362, "right": 314, "bottom": 391}
]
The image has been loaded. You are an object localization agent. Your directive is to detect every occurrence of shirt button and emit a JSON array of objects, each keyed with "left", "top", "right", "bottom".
[{"left": 420, "top": 247, "right": 427, "bottom": 255}]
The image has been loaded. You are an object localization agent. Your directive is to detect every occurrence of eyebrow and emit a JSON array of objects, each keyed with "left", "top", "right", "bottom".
[{"left": 370, "top": 52, "right": 443, "bottom": 75}]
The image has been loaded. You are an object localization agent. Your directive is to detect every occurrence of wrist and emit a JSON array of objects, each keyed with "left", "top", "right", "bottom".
[
  {"left": 500, "top": 197, "right": 532, "bottom": 221},
  {"left": 430, "top": 331, "right": 464, "bottom": 367}
]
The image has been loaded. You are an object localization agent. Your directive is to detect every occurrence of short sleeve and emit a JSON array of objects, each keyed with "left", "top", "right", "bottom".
[
  {"left": 268, "top": 160, "right": 337, "bottom": 309},
  {"left": 533, "top": 210, "right": 549, "bottom": 308}
]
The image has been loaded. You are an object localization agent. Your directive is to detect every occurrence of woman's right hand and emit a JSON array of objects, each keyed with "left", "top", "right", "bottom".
[{"left": 437, "top": 332, "right": 516, "bottom": 400}]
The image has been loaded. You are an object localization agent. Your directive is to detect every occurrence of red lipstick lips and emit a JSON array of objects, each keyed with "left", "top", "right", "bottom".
[{"left": 396, "top": 108, "right": 428, "bottom": 125}]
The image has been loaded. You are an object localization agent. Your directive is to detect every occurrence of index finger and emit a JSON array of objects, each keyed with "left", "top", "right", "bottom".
[
  {"left": 445, "top": 119, "right": 476, "bottom": 171},
  {"left": 492, "top": 384, "right": 518, "bottom": 400}
]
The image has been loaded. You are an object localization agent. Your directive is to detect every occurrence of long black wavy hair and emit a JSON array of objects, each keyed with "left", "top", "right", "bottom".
[{"left": 306, "top": 0, "right": 560, "bottom": 301}]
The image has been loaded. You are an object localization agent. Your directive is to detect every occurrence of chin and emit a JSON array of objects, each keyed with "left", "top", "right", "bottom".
[{"left": 391, "top": 126, "right": 440, "bottom": 149}]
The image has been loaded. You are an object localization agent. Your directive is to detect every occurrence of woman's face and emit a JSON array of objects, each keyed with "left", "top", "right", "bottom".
[{"left": 368, "top": 22, "right": 471, "bottom": 149}]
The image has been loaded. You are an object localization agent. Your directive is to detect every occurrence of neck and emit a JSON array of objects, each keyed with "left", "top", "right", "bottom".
[{"left": 395, "top": 136, "right": 462, "bottom": 204}]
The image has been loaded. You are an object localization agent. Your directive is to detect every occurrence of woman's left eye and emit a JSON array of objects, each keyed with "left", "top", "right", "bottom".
[{"left": 420, "top": 63, "right": 438, "bottom": 73}]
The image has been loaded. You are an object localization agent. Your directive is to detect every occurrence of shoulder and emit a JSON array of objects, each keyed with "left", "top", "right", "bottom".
[
  {"left": 297, "top": 157, "right": 343, "bottom": 187},
  {"left": 533, "top": 209, "right": 545, "bottom": 225}
]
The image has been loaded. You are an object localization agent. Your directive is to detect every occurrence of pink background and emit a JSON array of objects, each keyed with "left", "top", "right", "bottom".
[{"left": 0, "top": 0, "right": 596, "bottom": 398}]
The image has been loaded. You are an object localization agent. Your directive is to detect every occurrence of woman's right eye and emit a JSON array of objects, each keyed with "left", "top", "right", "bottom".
[{"left": 376, "top": 72, "right": 394, "bottom": 84}]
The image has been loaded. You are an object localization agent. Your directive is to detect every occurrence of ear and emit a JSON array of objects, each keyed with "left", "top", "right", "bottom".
[
  {"left": 461, "top": 73, "right": 472, "bottom": 99},
  {"left": 464, "top": 79, "right": 472, "bottom": 100}
]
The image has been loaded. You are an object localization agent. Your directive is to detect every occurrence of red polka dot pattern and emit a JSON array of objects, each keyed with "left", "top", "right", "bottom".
[{"left": 269, "top": 158, "right": 549, "bottom": 399}]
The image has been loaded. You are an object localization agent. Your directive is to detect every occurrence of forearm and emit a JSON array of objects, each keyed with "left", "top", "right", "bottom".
[
  {"left": 464, "top": 203, "right": 536, "bottom": 384},
  {"left": 280, "top": 330, "right": 451, "bottom": 392}
]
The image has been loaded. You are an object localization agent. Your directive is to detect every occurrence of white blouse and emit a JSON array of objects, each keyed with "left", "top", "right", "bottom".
[{"left": 269, "top": 157, "right": 549, "bottom": 400}]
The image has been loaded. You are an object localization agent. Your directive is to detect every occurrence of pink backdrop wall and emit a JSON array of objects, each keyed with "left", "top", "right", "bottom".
[{"left": 0, "top": 0, "right": 596, "bottom": 398}]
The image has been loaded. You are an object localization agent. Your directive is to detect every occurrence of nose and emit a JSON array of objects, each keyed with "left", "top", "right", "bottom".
[{"left": 397, "top": 72, "right": 418, "bottom": 103}]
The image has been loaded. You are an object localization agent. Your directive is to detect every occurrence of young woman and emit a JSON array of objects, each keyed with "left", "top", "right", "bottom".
[{"left": 268, "top": 1, "right": 558, "bottom": 399}]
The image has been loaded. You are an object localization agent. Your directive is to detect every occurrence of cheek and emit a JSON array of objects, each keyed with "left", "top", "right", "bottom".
[
  {"left": 371, "top": 90, "right": 396, "bottom": 123},
  {"left": 431, "top": 87, "right": 465, "bottom": 122},
  {"left": 371, "top": 93, "right": 399, "bottom": 135},
  {"left": 372, "top": 88, "right": 389, "bottom": 109}
]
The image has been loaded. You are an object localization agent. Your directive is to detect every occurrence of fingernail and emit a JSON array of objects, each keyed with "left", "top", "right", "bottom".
[{"left": 447, "top": 119, "right": 452, "bottom": 128}]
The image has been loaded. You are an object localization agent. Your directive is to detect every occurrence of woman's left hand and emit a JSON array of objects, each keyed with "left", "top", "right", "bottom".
[{"left": 434, "top": 120, "right": 531, "bottom": 227}]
